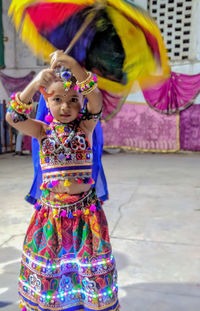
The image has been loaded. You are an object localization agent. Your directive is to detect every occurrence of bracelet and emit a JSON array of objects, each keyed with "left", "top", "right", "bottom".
[
  {"left": 7, "top": 106, "right": 28, "bottom": 123},
  {"left": 80, "top": 103, "right": 102, "bottom": 121},
  {"left": 76, "top": 71, "right": 92, "bottom": 85},
  {"left": 74, "top": 72, "right": 97, "bottom": 95},
  {"left": 15, "top": 92, "right": 33, "bottom": 108},
  {"left": 7, "top": 92, "right": 33, "bottom": 117}
]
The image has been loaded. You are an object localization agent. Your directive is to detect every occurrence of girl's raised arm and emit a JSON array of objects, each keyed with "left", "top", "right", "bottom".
[{"left": 6, "top": 69, "right": 56, "bottom": 140}]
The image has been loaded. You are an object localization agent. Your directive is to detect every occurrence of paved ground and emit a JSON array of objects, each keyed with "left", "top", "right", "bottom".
[{"left": 0, "top": 152, "right": 200, "bottom": 311}]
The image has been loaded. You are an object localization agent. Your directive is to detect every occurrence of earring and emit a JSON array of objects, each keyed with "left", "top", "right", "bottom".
[{"left": 45, "top": 109, "right": 53, "bottom": 123}]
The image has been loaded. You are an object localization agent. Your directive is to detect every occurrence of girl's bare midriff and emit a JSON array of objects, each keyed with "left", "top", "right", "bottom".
[{"left": 50, "top": 178, "right": 91, "bottom": 195}]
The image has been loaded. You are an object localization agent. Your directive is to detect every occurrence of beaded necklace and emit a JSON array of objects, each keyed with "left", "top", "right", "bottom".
[{"left": 50, "top": 119, "right": 78, "bottom": 145}]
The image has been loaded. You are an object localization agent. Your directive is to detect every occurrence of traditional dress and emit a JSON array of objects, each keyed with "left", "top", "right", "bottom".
[{"left": 19, "top": 119, "right": 119, "bottom": 311}]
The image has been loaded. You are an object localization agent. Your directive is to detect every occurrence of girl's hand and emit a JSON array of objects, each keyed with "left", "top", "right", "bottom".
[
  {"left": 31, "top": 69, "right": 56, "bottom": 91},
  {"left": 50, "top": 50, "right": 76, "bottom": 71},
  {"left": 19, "top": 68, "right": 57, "bottom": 105},
  {"left": 49, "top": 50, "right": 88, "bottom": 83}
]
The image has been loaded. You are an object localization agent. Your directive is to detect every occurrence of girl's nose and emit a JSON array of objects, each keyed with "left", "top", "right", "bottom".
[{"left": 61, "top": 101, "right": 70, "bottom": 109}]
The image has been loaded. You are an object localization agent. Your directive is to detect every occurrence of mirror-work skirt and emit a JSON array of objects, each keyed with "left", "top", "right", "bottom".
[{"left": 18, "top": 188, "right": 119, "bottom": 311}]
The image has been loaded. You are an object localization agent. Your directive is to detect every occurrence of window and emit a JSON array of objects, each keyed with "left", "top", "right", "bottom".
[{"left": 148, "top": 0, "right": 193, "bottom": 61}]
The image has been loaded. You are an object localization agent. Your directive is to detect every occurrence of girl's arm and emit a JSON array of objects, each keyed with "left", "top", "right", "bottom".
[
  {"left": 6, "top": 114, "right": 46, "bottom": 140},
  {"left": 50, "top": 51, "right": 102, "bottom": 133},
  {"left": 6, "top": 69, "right": 56, "bottom": 139}
]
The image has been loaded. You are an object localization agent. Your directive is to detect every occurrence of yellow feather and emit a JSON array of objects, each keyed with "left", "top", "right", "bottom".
[
  {"left": 98, "top": 72, "right": 132, "bottom": 94},
  {"left": 8, "top": 0, "right": 36, "bottom": 29},
  {"left": 107, "top": 0, "right": 170, "bottom": 79},
  {"left": 21, "top": 14, "right": 55, "bottom": 62},
  {"left": 107, "top": 7, "right": 155, "bottom": 80},
  {"left": 42, "top": 0, "right": 95, "bottom": 4}
]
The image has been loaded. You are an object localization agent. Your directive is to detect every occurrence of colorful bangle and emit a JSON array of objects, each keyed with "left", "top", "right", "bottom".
[
  {"left": 74, "top": 72, "right": 97, "bottom": 95},
  {"left": 15, "top": 92, "right": 33, "bottom": 108},
  {"left": 7, "top": 106, "right": 28, "bottom": 123},
  {"left": 76, "top": 71, "right": 92, "bottom": 85},
  {"left": 7, "top": 92, "right": 33, "bottom": 117}
]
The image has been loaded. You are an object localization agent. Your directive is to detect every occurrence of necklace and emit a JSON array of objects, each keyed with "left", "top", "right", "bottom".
[{"left": 51, "top": 120, "right": 78, "bottom": 143}]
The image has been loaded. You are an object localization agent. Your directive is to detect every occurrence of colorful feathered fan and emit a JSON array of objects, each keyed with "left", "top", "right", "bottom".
[{"left": 9, "top": 0, "right": 170, "bottom": 120}]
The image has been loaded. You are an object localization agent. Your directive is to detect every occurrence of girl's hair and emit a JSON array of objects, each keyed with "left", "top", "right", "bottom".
[{"left": 70, "top": 75, "right": 77, "bottom": 86}]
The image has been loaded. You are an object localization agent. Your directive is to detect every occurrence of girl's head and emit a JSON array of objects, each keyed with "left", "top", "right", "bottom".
[{"left": 45, "top": 77, "right": 83, "bottom": 124}]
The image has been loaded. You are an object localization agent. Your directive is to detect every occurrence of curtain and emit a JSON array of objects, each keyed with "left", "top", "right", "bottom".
[
  {"left": 0, "top": 71, "right": 36, "bottom": 95},
  {"left": 102, "top": 102, "right": 180, "bottom": 152},
  {"left": 143, "top": 72, "right": 200, "bottom": 114}
]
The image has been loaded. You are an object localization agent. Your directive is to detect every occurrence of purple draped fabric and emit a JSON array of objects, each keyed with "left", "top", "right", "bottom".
[
  {"left": 0, "top": 71, "right": 36, "bottom": 95},
  {"left": 180, "top": 105, "right": 200, "bottom": 151},
  {"left": 102, "top": 102, "right": 179, "bottom": 152},
  {"left": 143, "top": 72, "right": 200, "bottom": 114}
]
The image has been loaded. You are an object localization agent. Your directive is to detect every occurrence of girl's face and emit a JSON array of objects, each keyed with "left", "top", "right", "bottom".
[{"left": 46, "top": 81, "right": 82, "bottom": 123}]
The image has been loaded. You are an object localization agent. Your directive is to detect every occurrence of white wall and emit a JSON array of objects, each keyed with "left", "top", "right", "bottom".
[
  {"left": 131, "top": 0, "right": 147, "bottom": 10},
  {"left": 0, "top": 0, "right": 44, "bottom": 101}
]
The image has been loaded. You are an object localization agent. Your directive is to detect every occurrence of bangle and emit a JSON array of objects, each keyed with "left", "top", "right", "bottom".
[
  {"left": 15, "top": 92, "right": 33, "bottom": 108},
  {"left": 76, "top": 71, "right": 92, "bottom": 85},
  {"left": 7, "top": 106, "right": 28, "bottom": 123},
  {"left": 74, "top": 72, "right": 97, "bottom": 95},
  {"left": 7, "top": 92, "right": 33, "bottom": 117}
]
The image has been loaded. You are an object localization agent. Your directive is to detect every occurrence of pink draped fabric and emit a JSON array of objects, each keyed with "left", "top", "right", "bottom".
[
  {"left": 180, "top": 105, "right": 200, "bottom": 151},
  {"left": 143, "top": 72, "right": 200, "bottom": 114},
  {"left": 100, "top": 89, "right": 125, "bottom": 121},
  {"left": 101, "top": 102, "right": 179, "bottom": 152}
]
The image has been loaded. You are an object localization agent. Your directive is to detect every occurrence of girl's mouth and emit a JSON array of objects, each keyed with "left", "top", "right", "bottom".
[{"left": 61, "top": 114, "right": 71, "bottom": 118}]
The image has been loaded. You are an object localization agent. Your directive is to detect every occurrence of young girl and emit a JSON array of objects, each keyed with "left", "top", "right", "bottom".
[{"left": 6, "top": 50, "right": 119, "bottom": 311}]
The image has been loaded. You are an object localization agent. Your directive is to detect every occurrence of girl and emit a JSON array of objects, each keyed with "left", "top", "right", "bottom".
[{"left": 6, "top": 50, "right": 119, "bottom": 311}]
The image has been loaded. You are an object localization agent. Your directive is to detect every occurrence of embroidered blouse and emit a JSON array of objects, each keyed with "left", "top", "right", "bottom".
[{"left": 39, "top": 120, "right": 93, "bottom": 185}]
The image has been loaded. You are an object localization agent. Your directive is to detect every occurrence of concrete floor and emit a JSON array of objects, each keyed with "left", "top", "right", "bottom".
[{"left": 0, "top": 152, "right": 200, "bottom": 311}]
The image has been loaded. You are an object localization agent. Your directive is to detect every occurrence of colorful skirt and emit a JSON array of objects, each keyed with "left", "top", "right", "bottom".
[{"left": 19, "top": 188, "right": 119, "bottom": 311}]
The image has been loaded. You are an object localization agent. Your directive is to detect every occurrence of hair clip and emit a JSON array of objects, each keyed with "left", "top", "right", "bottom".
[{"left": 55, "top": 66, "right": 73, "bottom": 91}]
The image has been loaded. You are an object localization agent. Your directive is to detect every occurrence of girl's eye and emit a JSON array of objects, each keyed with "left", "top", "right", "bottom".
[
  {"left": 53, "top": 97, "right": 62, "bottom": 103},
  {"left": 71, "top": 97, "right": 78, "bottom": 103}
]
